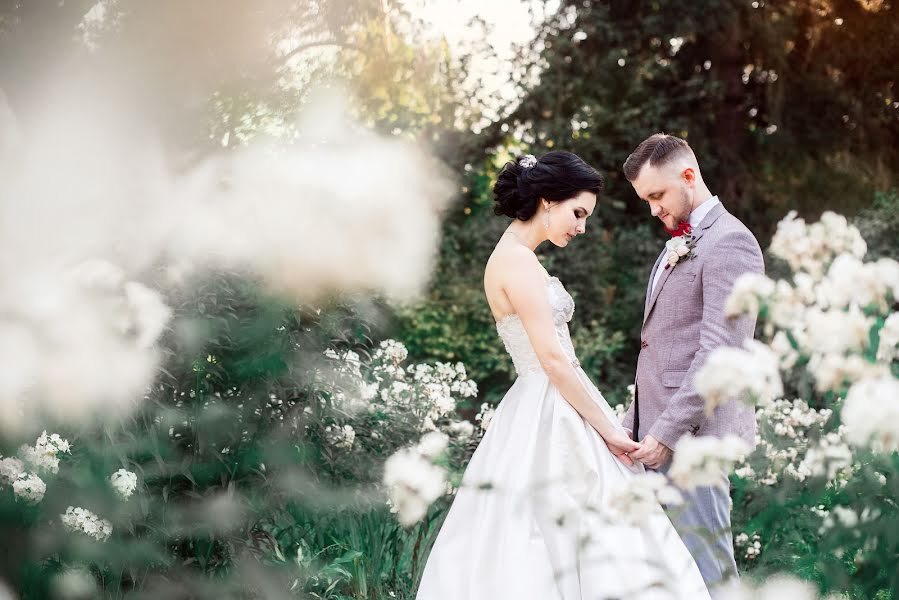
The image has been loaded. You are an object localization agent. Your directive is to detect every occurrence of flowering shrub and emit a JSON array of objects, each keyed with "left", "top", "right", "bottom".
[{"left": 684, "top": 211, "right": 899, "bottom": 598}]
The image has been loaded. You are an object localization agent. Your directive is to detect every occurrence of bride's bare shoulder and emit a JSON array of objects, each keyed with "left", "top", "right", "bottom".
[{"left": 484, "top": 240, "right": 540, "bottom": 287}]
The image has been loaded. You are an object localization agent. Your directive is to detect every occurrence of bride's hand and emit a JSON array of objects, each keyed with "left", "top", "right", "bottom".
[{"left": 603, "top": 431, "right": 641, "bottom": 467}]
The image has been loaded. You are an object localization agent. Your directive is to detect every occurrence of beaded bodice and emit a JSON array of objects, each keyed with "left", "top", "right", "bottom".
[{"left": 495, "top": 277, "right": 579, "bottom": 376}]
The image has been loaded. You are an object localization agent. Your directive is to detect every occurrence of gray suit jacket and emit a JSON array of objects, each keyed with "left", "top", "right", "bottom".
[{"left": 622, "top": 202, "right": 764, "bottom": 450}]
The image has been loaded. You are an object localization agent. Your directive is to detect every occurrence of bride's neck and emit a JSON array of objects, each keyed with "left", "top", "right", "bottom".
[{"left": 505, "top": 225, "right": 544, "bottom": 251}]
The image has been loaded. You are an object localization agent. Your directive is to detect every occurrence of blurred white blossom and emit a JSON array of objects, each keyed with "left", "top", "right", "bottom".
[
  {"left": 769, "top": 211, "right": 866, "bottom": 280},
  {"left": 19, "top": 431, "right": 71, "bottom": 475},
  {"left": 0, "top": 457, "right": 25, "bottom": 485},
  {"left": 669, "top": 435, "right": 749, "bottom": 490},
  {"left": 383, "top": 443, "right": 447, "bottom": 526},
  {"left": 60, "top": 506, "right": 113, "bottom": 541},
  {"left": 109, "top": 468, "right": 138, "bottom": 500},
  {"left": 416, "top": 431, "right": 449, "bottom": 460},
  {"left": 605, "top": 471, "right": 683, "bottom": 525},
  {"left": 734, "top": 532, "right": 762, "bottom": 561},
  {"left": 721, "top": 574, "right": 822, "bottom": 600},
  {"left": 12, "top": 472, "right": 46, "bottom": 504},
  {"left": 725, "top": 272, "right": 775, "bottom": 318},
  {"left": 877, "top": 313, "right": 899, "bottom": 363},
  {"left": 841, "top": 375, "right": 899, "bottom": 452},
  {"left": 695, "top": 340, "right": 783, "bottom": 413},
  {"left": 475, "top": 402, "right": 495, "bottom": 431},
  {"left": 324, "top": 424, "right": 356, "bottom": 450}
]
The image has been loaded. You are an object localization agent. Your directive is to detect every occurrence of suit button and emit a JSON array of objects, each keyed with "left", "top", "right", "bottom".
[{"left": 641, "top": 340, "right": 648, "bottom": 349}]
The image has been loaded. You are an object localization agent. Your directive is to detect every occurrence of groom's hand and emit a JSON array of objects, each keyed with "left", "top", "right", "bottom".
[{"left": 630, "top": 435, "right": 671, "bottom": 470}]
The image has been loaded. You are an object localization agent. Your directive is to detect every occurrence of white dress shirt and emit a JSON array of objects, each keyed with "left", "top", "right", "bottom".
[{"left": 650, "top": 196, "right": 721, "bottom": 297}]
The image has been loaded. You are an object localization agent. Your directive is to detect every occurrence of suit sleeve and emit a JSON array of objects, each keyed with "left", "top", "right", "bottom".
[{"left": 647, "top": 229, "right": 764, "bottom": 450}]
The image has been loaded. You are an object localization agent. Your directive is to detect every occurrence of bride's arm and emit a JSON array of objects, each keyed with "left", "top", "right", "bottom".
[{"left": 499, "top": 249, "right": 639, "bottom": 464}]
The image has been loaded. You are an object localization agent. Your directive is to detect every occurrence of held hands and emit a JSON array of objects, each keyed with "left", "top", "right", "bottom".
[
  {"left": 603, "top": 430, "right": 642, "bottom": 467},
  {"left": 629, "top": 435, "right": 672, "bottom": 470}
]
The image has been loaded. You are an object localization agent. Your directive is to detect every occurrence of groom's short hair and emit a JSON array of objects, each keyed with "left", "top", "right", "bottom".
[{"left": 623, "top": 133, "right": 694, "bottom": 182}]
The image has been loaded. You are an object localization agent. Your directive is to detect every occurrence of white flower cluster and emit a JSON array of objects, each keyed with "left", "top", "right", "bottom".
[
  {"left": 734, "top": 532, "right": 762, "bottom": 561},
  {"left": 383, "top": 436, "right": 448, "bottom": 526},
  {"left": 604, "top": 471, "right": 682, "bottom": 526},
  {"left": 475, "top": 402, "right": 495, "bottom": 432},
  {"left": 60, "top": 506, "right": 113, "bottom": 541},
  {"left": 725, "top": 272, "right": 776, "bottom": 319},
  {"left": 324, "top": 424, "right": 356, "bottom": 449},
  {"left": 695, "top": 340, "right": 783, "bottom": 414},
  {"left": 818, "top": 505, "right": 879, "bottom": 536},
  {"left": 20, "top": 430, "right": 72, "bottom": 474},
  {"left": 0, "top": 431, "right": 71, "bottom": 505},
  {"left": 769, "top": 211, "right": 867, "bottom": 279},
  {"left": 721, "top": 574, "right": 829, "bottom": 600},
  {"left": 322, "top": 340, "right": 477, "bottom": 436},
  {"left": 876, "top": 313, "right": 899, "bottom": 363},
  {"left": 109, "top": 468, "right": 138, "bottom": 500},
  {"left": 841, "top": 375, "right": 899, "bottom": 452},
  {"left": 669, "top": 435, "right": 750, "bottom": 491},
  {"left": 737, "top": 399, "right": 851, "bottom": 487},
  {"left": 12, "top": 472, "right": 46, "bottom": 504},
  {"left": 722, "top": 212, "right": 899, "bottom": 455}
]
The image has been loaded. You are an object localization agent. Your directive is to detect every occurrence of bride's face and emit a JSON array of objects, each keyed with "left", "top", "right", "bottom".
[{"left": 543, "top": 191, "right": 596, "bottom": 247}]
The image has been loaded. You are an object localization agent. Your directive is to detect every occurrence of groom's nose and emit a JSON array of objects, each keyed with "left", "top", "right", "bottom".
[{"left": 649, "top": 203, "right": 661, "bottom": 217}]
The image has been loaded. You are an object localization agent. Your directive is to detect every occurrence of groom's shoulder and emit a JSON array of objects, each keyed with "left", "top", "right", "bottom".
[{"left": 711, "top": 208, "right": 759, "bottom": 246}]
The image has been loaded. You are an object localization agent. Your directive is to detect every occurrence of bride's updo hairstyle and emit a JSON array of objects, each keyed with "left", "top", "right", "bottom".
[{"left": 493, "top": 151, "right": 604, "bottom": 221}]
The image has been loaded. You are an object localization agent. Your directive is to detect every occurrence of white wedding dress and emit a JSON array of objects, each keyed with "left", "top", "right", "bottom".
[{"left": 416, "top": 276, "right": 710, "bottom": 600}]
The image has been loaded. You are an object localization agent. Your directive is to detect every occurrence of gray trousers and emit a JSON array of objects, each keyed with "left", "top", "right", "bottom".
[{"left": 656, "top": 462, "right": 738, "bottom": 599}]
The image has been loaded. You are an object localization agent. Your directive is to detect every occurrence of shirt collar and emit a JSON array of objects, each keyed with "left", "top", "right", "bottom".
[{"left": 688, "top": 195, "right": 720, "bottom": 228}]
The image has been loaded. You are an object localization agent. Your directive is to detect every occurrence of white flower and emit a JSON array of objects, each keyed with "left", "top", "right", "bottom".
[
  {"left": 12, "top": 472, "right": 46, "bottom": 504},
  {"left": 820, "top": 506, "right": 859, "bottom": 533},
  {"left": 374, "top": 339, "right": 408, "bottom": 365},
  {"left": 798, "top": 430, "right": 853, "bottom": 481},
  {"left": 877, "top": 313, "right": 899, "bottom": 363},
  {"left": 417, "top": 431, "right": 449, "bottom": 459},
  {"left": 60, "top": 506, "right": 113, "bottom": 541},
  {"left": 770, "top": 331, "right": 799, "bottom": 370},
  {"left": 695, "top": 340, "right": 783, "bottom": 413},
  {"left": 815, "top": 254, "right": 898, "bottom": 311},
  {"left": 383, "top": 447, "right": 447, "bottom": 526},
  {"left": 769, "top": 211, "right": 866, "bottom": 280},
  {"left": 109, "top": 468, "right": 138, "bottom": 500},
  {"left": 803, "top": 306, "right": 872, "bottom": 356},
  {"left": 123, "top": 282, "right": 172, "bottom": 349},
  {"left": 0, "top": 456, "right": 25, "bottom": 485},
  {"left": 20, "top": 431, "right": 72, "bottom": 474},
  {"left": 734, "top": 532, "right": 762, "bottom": 560},
  {"left": 807, "top": 353, "right": 886, "bottom": 393},
  {"left": 324, "top": 424, "right": 356, "bottom": 450},
  {"left": 841, "top": 375, "right": 899, "bottom": 452},
  {"left": 604, "top": 471, "right": 682, "bottom": 525},
  {"left": 720, "top": 573, "right": 819, "bottom": 600},
  {"left": 725, "top": 273, "right": 775, "bottom": 318},
  {"left": 447, "top": 420, "right": 474, "bottom": 438},
  {"left": 669, "top": 435, "right": 750, "bottom": 490},
  {"left": 475, "top": 403, "right": 495, "bottom": 431}
]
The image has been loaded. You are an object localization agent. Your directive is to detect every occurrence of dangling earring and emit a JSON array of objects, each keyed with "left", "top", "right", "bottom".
[{"left": 542, "top": 206, "right": 550, "bottom": 230}]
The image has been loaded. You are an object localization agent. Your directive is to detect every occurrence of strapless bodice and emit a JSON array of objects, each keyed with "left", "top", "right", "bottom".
[{"left": 495, "top": 277, "right": 579, "bottom": 376}]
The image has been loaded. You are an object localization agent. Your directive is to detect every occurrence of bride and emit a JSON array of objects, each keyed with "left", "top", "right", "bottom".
[{"left": 415, "top": 152, "right": 710, "bottom": 599}]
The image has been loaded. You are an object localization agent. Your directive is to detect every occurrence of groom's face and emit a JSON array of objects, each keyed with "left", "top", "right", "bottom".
[{"left": 630, "top": 163, "right": 693, "bottom": 230}]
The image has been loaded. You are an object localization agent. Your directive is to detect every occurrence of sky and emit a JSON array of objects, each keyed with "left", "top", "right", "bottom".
[{"left": 401, "top": 0, "right": 559, "bottom": 125}]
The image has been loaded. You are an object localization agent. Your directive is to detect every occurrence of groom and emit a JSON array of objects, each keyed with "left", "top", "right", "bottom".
[{"left": 620, "top": 134, "right": 764, "bottom": 596}]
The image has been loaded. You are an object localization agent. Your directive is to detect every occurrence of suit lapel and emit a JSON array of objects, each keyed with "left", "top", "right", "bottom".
[
  {"left": 643, "top": 251, "right": 666, "bottom": 322},
  {"left": 642, "top": 202, "right": 727, "bottom": 325}
]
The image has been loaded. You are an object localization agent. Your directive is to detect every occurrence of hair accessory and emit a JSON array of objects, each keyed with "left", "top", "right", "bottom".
[{"left": 518, "top": 154, "right": 537, "bottom": 169}]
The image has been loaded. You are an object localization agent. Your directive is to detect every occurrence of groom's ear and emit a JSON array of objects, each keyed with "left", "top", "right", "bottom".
[{"left": 681, "top": 167, "right": 696, "bottom": 185}]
